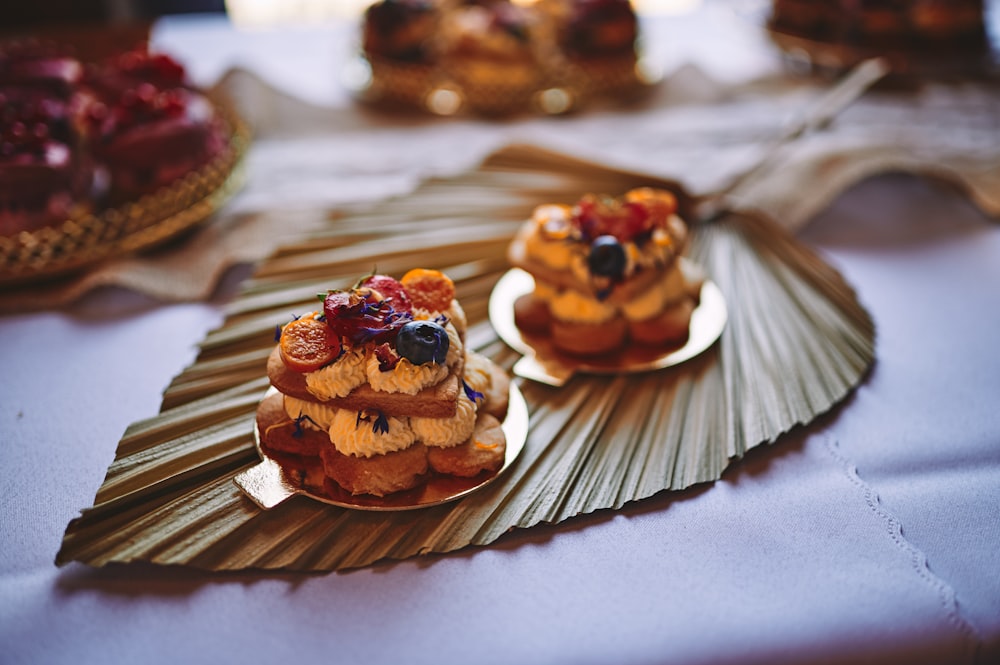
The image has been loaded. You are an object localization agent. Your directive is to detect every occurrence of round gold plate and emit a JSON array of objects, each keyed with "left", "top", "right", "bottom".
[
  {"left": 0, "top": 93, "right": 251, "bottom": 286},
  {"left": 234, "top": 384, "right": 529, "bottom": 511},
  {"left": 489, "top": 262, "right": 727, "bottom": 386}
]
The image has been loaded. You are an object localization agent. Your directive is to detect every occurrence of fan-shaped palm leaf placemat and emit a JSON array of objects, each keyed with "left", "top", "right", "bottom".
[{"left": 57, "top": 145, "right": 874, "bottom": 572}]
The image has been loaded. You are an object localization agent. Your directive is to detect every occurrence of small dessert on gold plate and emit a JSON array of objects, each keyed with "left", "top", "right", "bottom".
[
  {"left": 354, "top": 0, "right": 652, "bottom": 115},
  {"left": 237, "top": 269, "right": 528, "bottom": 510},
  {"left": 492, "top": 188, "right": 726, "bottom": 385},
  {"left": 766, "top": 0, "right": 991, "bottom": 73},
  {"left": 436, "top": 1, "right": 546, "bottom": 92}
]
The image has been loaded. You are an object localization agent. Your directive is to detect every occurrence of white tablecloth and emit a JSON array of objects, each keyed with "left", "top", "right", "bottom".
[{"left": 2, "top": 4, "right": 998, "bottom": 664}]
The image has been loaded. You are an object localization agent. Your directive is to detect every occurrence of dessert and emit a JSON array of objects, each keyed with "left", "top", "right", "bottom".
[
  {"left": 357, "top": 0, "right": 644, "bottom": 113},
  {"left": 769, "top": 0, "right": 988, "bottom": 53},
  {"left": 257, "top": 269, "right": 512, "bottom": 497},
  {"left": 0, "top": 41, "right": 228, "bottom": 234},
  {"left": 81, "top": 48, "right": 224, "bottom": 200},
  {"left": 0, "top": 43, "right": 95, "bottom": 233},
  {"left": 0, "top": 92, "right": 94, "bottom": 234},
  {"left": 508, "top": 187, "right": 702, "bottom": 357}
]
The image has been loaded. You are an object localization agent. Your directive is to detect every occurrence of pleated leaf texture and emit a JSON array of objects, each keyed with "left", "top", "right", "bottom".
[{"left": 57, "top": 145, "right": 875, "bottom": 572}]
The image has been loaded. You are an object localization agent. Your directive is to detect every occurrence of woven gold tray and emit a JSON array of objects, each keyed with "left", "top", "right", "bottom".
[{"left": 0, "top": 93, "right": 251, "bottom": 286}]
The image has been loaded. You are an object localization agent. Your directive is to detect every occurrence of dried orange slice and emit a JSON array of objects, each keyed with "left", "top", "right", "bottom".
[
  {"left": 279, "top": 313, "right": 342, "bottom": 373},
  {"left": 401, "top": 269, "right": 455, "bottom": 312},
  {"left": 625, "top": 187, "right": 677, "bottom": 224}
]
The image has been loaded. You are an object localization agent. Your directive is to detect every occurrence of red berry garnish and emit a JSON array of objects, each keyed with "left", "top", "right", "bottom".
[
  {"left": 114, "top": 48, "right": 186, "bottom": 86},
  {"left": 359, "top": 274, "right": 413, "bottom": 315},
  {"left": 571, "top": 192, "right": 659, "bottom": 243}
]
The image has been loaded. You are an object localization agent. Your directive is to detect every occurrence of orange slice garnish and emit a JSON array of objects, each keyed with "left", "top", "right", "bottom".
[
  {"left": 401, "top": 269, "right": 455, "bottom": 312},
  {"left": 278, "top": 313, "right": 342, "bottom": 373}
]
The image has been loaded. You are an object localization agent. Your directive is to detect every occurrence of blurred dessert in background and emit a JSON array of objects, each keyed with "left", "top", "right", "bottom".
[
  {"left": 0, "top": 42, "right": 96, "bottom": 234},
  {"left": 508, "top": 188, "right": 702, "bottom": 357},
  {"left": 358, "top": 0, "right": 644, "bottom": 113},
  {"left": 0, "top": 41, "right": 226, "bottom": 234},
  {"left": 769, "top": 0, "right": 988, "bottom": 54},
  {"left": 82, "top": 47, "right": 224, "bottom": 201}
]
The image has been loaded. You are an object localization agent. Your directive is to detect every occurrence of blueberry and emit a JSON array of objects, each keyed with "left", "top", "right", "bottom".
[
  {"left": 588, "top": 235, "right": 626, "bottom": 278},
  {"left": 395, "top": 320, "right": 449, "bottom": 365}
]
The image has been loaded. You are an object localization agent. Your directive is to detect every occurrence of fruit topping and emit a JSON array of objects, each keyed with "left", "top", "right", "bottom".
[
  {"left": 401, "top": 268, "right": 455, "bottom": 311},
  {"left": 322, "top": 288, "right": 410, "bottom": 345},
  {"left": 572, "top": 193, "right": 653, "bottom": 243},
  {"left": 395, "top": 320, "right": 449, "bottom": 365},
  {"left": 625, "top": 187, "right": 677, "bottom": 224},
  {"left": 0, "top": 94, "right": 73, "bottom": 158},
  {"left": 374, "top": 342, "right": 401, "bottom": 371},
  {"left": 0, "top": 41, "right": 83, "bottom": 95},
  {"left": 84, "top": 83, "right": 188, "bottom": 140},
  {"left": 588, "top": 235, "right": 627, "bottom": 279},
  {"left": 279, "top": 313, "right": 343, "bottom": 373},
  {"left": 109, "top": 48, "right": 187, "bottom": 88},
  {"left": 359, "top": 273, "right": 413, "bottom": 315}
]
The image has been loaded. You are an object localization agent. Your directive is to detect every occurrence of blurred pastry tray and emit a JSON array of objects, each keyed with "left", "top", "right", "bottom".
[
  {"left": 0, "top": 93, "right": 251, "bottom": 286},
  {"left": 346, "top": 48, "right": 662, "bottom": 117},
  {"left": 761, "top": 6, "right": 1000, "bottom": 81}
]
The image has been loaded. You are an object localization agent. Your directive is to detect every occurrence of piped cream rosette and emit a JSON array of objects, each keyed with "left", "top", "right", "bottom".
[{"left": 286, "top": 350, "right": 496, "bottom": 458}]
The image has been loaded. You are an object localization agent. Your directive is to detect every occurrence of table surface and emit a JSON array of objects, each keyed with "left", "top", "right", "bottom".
[{"left": 2, "top": 4, "right": 999, "bottom": 665}]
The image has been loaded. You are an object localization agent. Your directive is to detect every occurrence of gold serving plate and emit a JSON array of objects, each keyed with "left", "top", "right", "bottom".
[
  {"left": 489, "top": 261, "right": 727, "bottom": 386},
  {"left": 234, "top": 384, "right": 529, "bottom": 511},
  {"left": 0, "top": 93, "right": 251, "bottom": 286}
]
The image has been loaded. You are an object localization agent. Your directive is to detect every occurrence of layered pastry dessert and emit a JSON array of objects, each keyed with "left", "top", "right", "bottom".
[
  {"left": 258, "top": 269, "right": 512, "bottom": 497},
  {"left": 0, "top": 41, "right": 226, "bottom": 233},
  {"left": 508, "top": 188, "right": 702, "bottom": 357},
  {"left": 769, "top": 0, "right": 987, "bottom": 51},
  {"left": 358, "top": 0, "right": 642, "bottom": 111}
]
